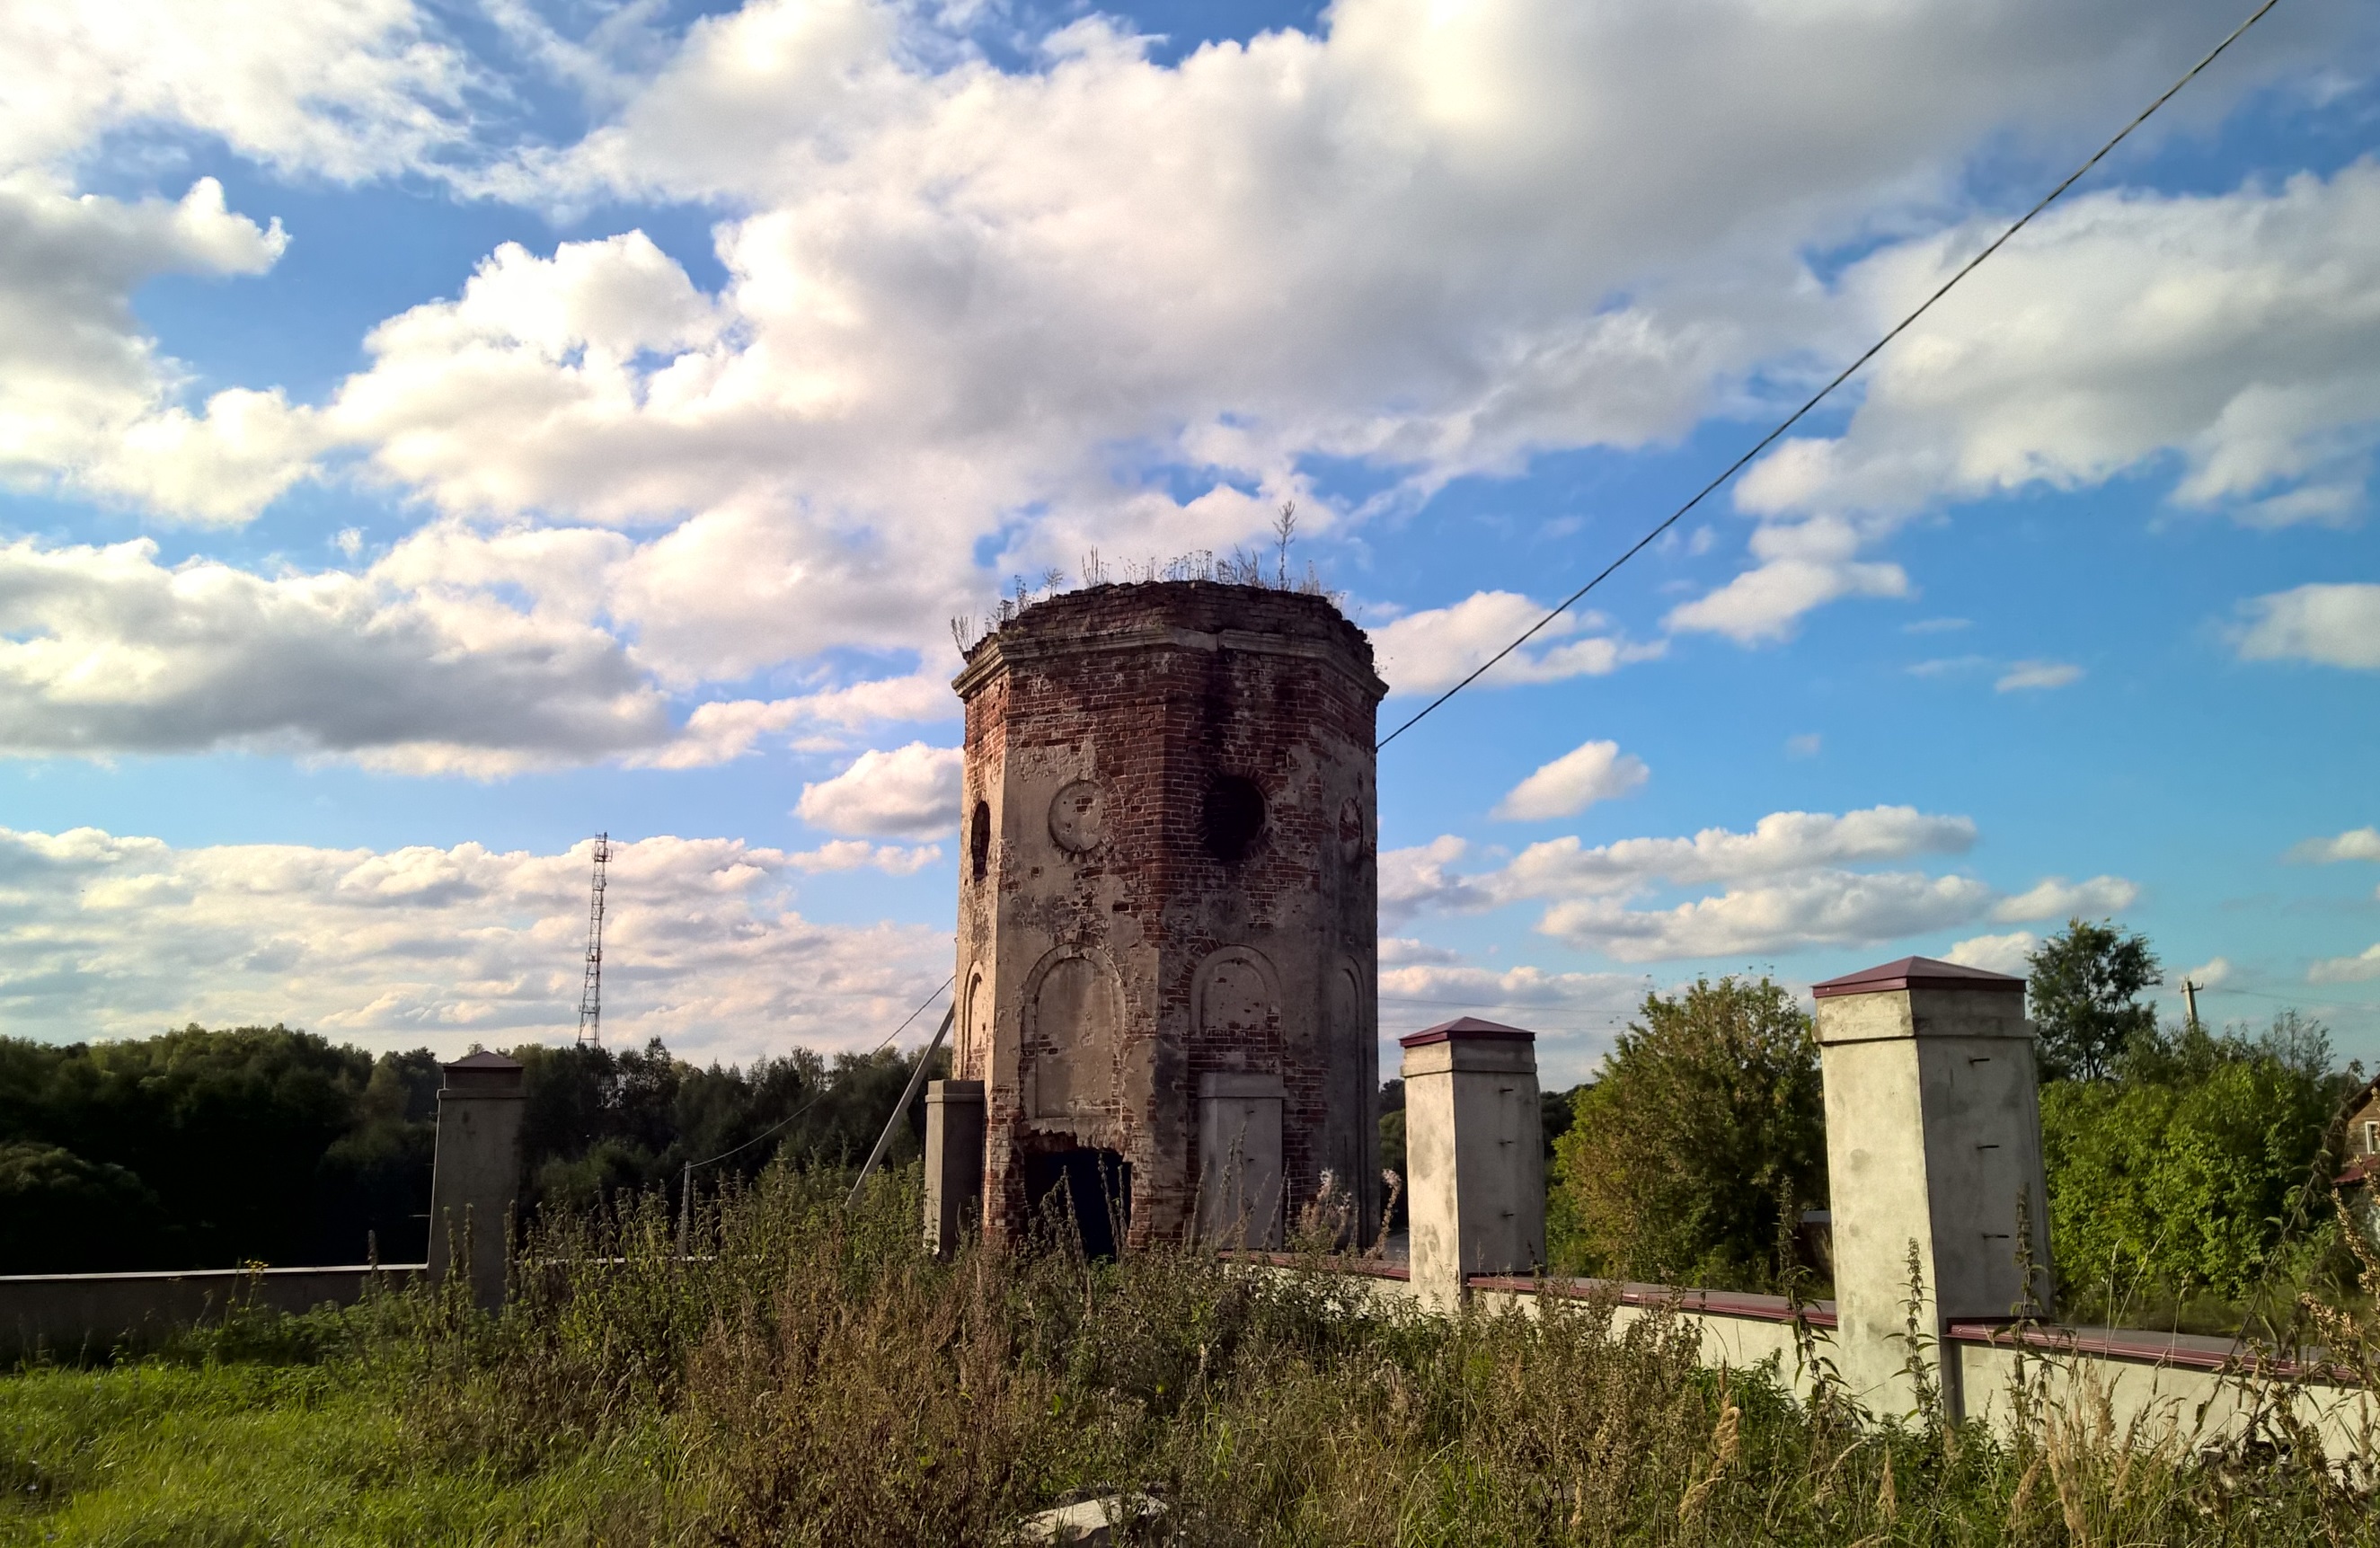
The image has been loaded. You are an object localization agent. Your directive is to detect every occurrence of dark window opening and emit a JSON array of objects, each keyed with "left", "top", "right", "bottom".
[
  {"left": 969, "top": 800, "right": 992, "bottom": 881},
  {"left": 1024, "top": 1147, "right": 1130, "bottom": 1259},
  {"left": 1203, "top": 776, "right": 1267, "bottom": 862}
]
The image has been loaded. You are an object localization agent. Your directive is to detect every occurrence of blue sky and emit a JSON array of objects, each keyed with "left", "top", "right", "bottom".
[{"left": 0, "top": 0, "right": 2376, "bottom": 1083}]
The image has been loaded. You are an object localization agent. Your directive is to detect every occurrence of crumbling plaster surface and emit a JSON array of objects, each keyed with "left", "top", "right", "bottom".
[
  {"left": 952, "top": 582, "right": 1385, "bottom": 1247},
  {"left": 1818, "top": 985, "right": 2054, "bottom": 1413}
]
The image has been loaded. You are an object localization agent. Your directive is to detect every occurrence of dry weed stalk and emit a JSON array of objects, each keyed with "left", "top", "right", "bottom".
[{"left": 1674, "top": 1376, "right": 1741, "bottom": 1524}]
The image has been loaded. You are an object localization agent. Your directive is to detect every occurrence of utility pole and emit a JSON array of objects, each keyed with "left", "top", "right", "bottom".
[
  {"left": 2181, "top": 978, "right": 2200, "bottom": 1032},
  {"left": 576, "top": 833, "right": 612, "bottom": 1048},
  {"left": 679, "top": 1160, "right": 694, "bottom": 1258}
]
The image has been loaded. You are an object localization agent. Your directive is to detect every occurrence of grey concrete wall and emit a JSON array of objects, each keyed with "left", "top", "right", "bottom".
[
  {"left": 1471, "top": 1278, "right": 1818, "bottom": 1387},
  {"left": 925, "top": 1079, "right": 987, "bottom": 1256},
  {"left": 0, "top": 1264, "right": 420, "bottom": 1361},
  {"left": 1953, "top": 1331, "right": 2374, "bottom": 1457},
  {"left": 1401, "top": 1027, "right": 1544, "bottom": 1308},
  {"left": 1196, "top": 1071, "right": 1284, "bottom": 1248},
  {"left": 1255, "top": 1261, "right": 2372, "bottom": 1455}
]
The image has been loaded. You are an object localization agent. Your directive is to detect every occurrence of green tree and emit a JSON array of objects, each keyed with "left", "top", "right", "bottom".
[
  {"left": 2027, "top": 917, "right": 2160, "bottom": 1081},
  {"left": 2041, "top": 1011, "right": 2354, "bottom": 1310},
  {"left": 1551, "top": 977, "right": 1826, "bottom": 1291},
  {"left": 512, "top": 1037, "right": 945, "bottom": 1216},
  {"left": 0, "top": 1025, "right": 431, "bottom": 1270},
  {"left": 0, "top": 1142, "right": 162, "bottom": 1272},
  {"left": 0, "top": 1022, "right": 960, "bottom": 1274}
]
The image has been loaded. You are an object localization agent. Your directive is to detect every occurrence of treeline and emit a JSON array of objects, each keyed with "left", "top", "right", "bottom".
[
  {"left": 1547, "top": 920, "right": 2367, "bottom": 1331},
  {"left": 0, "top": 1027, "right": 939, "bottom": 1275}
]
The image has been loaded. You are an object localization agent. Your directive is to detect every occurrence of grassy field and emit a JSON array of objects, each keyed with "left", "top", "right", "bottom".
[{"left": 4, "top": 1166, "right": 2376, "bottom": 1546}]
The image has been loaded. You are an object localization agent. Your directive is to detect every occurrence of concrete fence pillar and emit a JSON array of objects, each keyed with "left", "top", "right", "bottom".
[
  {"left": 1400, "top": 1018, "right": 1544, "bottom": 1310},
  {"left": 428, "top": 1049, "right": 525, "bottom": 1311},
  {"left": 924, "top": 1079, "right": 987, "bottom": 1256},
  {"left": 1813, "top": 957, "right": 2054, "bottom": 1419},
  {"left": 1196, "top": 1071, "right": 1285, "bottom": 1249}
]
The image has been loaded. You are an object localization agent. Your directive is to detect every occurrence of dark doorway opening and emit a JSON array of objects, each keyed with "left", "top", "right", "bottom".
[{"left": 1024, "top": 1147, "right": 1131, "bottom": 1258}]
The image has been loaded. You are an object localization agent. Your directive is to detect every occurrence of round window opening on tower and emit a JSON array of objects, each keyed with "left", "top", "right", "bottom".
[
  {"left": 969, "top": 800, "right": 992, "bottom": 881},
  {"left": 1203, "top": 776, "right": 1267, "bottom": 862}
]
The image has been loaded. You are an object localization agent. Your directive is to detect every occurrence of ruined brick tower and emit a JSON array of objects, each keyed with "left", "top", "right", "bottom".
[{"left": 951, "top": 580, "right": 1385, "bottom": 1251}]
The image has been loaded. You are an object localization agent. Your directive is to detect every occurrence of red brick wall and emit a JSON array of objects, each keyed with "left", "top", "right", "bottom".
[{"left": 954, "top": 581, "right": 1384, "bottom": 1247}]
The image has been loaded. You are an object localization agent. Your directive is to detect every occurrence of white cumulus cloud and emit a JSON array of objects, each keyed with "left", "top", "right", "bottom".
[
  {"left": 1677, "top": 161, "right": 2380, "bottom": 645},
  {"left": 1369, "top": 592, "right": 1664, "bottom": 695},
  {"left": 1, "top": 0, "right": 2367, "bottom": 765},
  {"left": 1494, "top": 806, "right": 1977, "bottom": 901},
  {"left": 631, "top": 672, "right": 958, "bottom": 771},
  {"left": 0, "top": 536, "right": 666, "bottom": 772},
  {"left": 784, "top": 840, "right": 945, "bottom": 876},
  {"left": 253, "top": 0, "right": 2356, "bottom": 693},
  {"left": 1378, "top": 836, "right": 1495, "bottom": 924},
  {"left": 794, "top": 743, "right": 965, "bottom": 837},
  {"left": 1377, "top": 936, "right": 1465, "bottom": 967},
  {"left": 1537, "top": 870, "right": 1995, "bottom": 962},
  {"left": 1945, "top": 931, "right": 2039, "bottom": 976},
  {"left": 1739, "top": 162, "right": 2380, "bottom": 528},
  {"left": 0, "top": 826, "right": 950, "bottom": 1060},
  {"left": 1383, "top": 802, "right": 2149, "bottom": 967},
  {"left": 2311, "top": 945, "right": 2380, "bottom": 986},
  {"left": 1990, "top": 874, "right": 2140, "bottom": 923},
  {"left": 2235, "top": 584, "right": 2380, "bottom": 669},
  {"left": 1376, "top": 960, "right": 1650, "bottom": 1084},
  {"left": 2291, "top": 827, "right": 2380, "bottom": 863},
  {"left": 1493, "top": 739, "right": 1649, "bottom": 821},
  {"left": 1665, "top": 516, "right": 1909, "bottom": 643},
  {"left": 0, "top": 0, "right": 475, "bottom": 521},
  {"left": 0, "top": 531, "right": 960, "bottom": 773},
  {"left": 0, "top": 175, "right": 321, "bottom": 523},
  {"left": 0, "top": 0, "right": 470, "bottom": 178}
]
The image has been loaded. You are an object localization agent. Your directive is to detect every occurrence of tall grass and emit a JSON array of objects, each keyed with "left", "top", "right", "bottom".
[{"left": 6, "top": 1159, "right": 2378, "bottom": 1544}]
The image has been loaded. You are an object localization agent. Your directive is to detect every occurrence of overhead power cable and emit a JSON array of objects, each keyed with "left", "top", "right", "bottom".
[
  {"left": 682, "top": 974, "right": 954, "bottom": 1174},
  {"left": 1376, "top": 0, "right": 2285, "bottom": 750}
]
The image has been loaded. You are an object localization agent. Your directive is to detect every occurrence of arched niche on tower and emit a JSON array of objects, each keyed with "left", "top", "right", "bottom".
[
  {"left": 1328, "top": 960, "right": 1367, "bottom": 1063},
  {"left": 1022, "top": 945, "right": 1123, "bottom": 1123},
  {"left": 960, "top": 969, "right": 990, "bottom": 1080},
  {"left": 1192, "top": 946, "right": 1281, "bottom": 1043}
]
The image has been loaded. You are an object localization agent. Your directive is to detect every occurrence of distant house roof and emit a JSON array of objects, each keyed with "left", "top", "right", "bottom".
[
  {"left": 1811, "top": 956, "right": 2026, "bottom": 999},
  {"left": 1399, "top": 1015, "right": 1534, "bottom": 1048}
]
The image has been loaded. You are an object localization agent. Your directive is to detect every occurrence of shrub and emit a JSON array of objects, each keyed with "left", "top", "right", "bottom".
[
  {"left": 2042, "top": 1012, "right": 2356, "bottom": 1316},
  {"left": 1552, "top": 977, "right": 1826, "bottom": 1290}
]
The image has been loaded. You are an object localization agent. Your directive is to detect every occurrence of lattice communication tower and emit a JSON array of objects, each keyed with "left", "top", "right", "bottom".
[{"left": 576, "top": 833, "right": 612, "bottom": 1048}]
